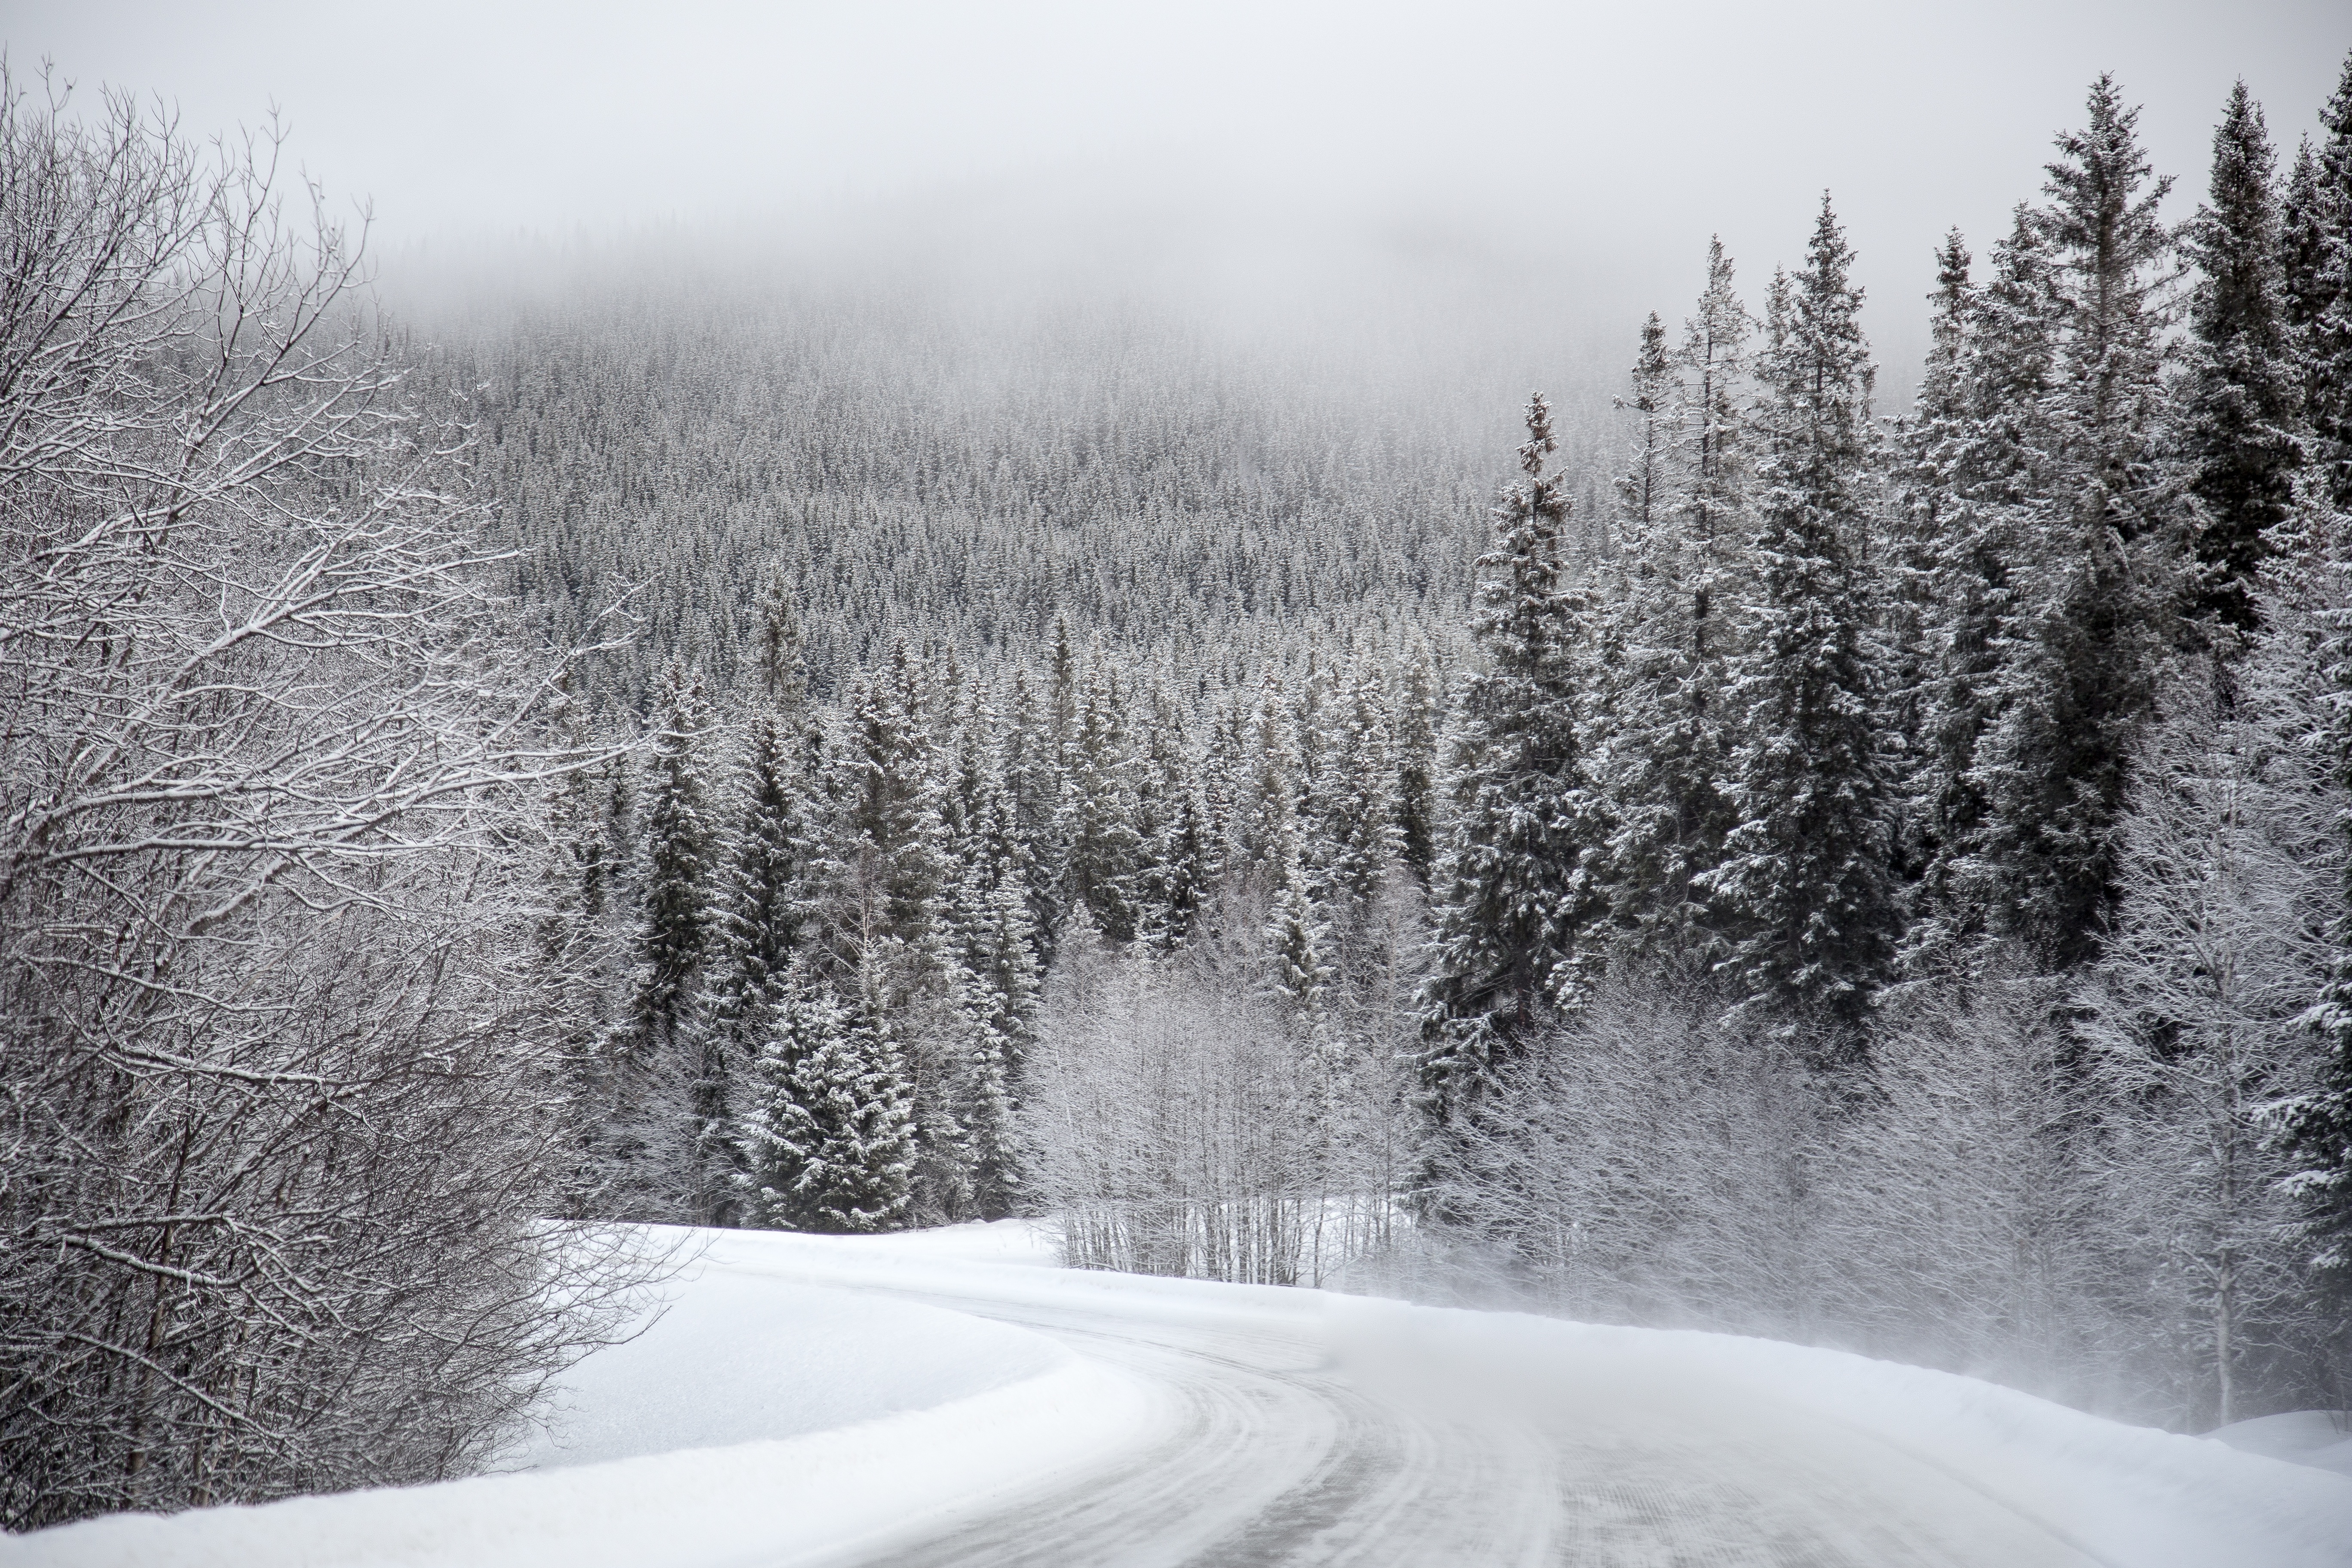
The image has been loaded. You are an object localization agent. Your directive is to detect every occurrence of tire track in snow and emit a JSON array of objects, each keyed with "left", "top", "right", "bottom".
[{"left": 765, "top": 1266, "right": 2108, "bottom": 1568}]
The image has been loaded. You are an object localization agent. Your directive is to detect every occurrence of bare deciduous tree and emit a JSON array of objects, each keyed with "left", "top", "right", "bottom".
[{"left": 0, "top": 72, "right": 644, "bottom": 1528}]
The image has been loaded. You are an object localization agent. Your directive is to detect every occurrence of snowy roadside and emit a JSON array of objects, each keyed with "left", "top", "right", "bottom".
[
  {"left": 1318, "top": 1299, "right": 2352, "bottom": 1568},
  {"left": 4, "top": 1227, "right": 1163, "bottom": 1568},
  {"left": 9, "top": 1221, "right": 2350, "bottom": 1568}
]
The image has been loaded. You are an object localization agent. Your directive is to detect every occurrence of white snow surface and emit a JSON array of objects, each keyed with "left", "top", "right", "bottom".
[
  {"left": 2208, "top": 1411, "right": 2352, "bottom": 1478},
  {"left": 11, "top": 1221, "right": 2351, "bottom": 1568}
]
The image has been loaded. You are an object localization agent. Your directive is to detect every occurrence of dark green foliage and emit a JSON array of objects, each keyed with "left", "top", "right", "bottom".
[
  {"left": 1706, "top": 201, "right": 1898, "bottom": 1038},
  {"left": 1966, "top": 76, "right": 2185, "bottom": 970},
  {"left": 2182, "top": 82, "right": 2302, "bottom": 634},
  {"left": 738, "top": 982, "right": 916, "bottom": 1233},
  {"left": 1420, "top": 395, "right": 1611, "bottom": 1124},
  {"left": 2282, "top": 59, "right": 2352, "bottom": 510}
]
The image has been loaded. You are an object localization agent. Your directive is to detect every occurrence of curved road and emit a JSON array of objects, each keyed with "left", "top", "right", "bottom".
[{"left": 781, "top": 1266, "right": 2112, "bottom": 1568}]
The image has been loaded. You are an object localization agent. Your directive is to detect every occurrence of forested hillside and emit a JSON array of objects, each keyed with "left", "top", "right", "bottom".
[
  {"left": 500, "top": 64, "right": 2352, "bottom": 1440},
  {"left": 427, "top": 285, "right": 1625, "bottom": 714}
]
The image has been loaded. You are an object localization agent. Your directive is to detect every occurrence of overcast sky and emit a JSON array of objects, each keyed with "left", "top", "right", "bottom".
[{"left": 9, "top": 1, "right": 2349, "bottom": 391}]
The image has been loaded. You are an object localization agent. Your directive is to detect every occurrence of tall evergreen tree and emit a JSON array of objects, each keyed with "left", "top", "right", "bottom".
[
  {"left": 2279, "top": 49, "right": 2352, "bottom": 1330},
  {"left": 2282, "top": 55, "right": 2352, "bottom": 511},
  {"left": 1902, "top": 213, "right": 2063, "bottom": 963},
  {"left": 1318, "top": 651, "right": 1403, "bottom": 912},
  {"left": 1972, "top": 75, "right": 2185, "bottom": 968},
  {"left": 2181, "top": 81, "right": 2302, "bottom": 635},
  {"left": 1601, "top": 244, "right": 1752, "bottom": 968},
  {"left": 1266, "top": 790, "right": 1334, "bottom": 1019},
  {"left": 1000, "top": 663, "right": 1069, "bottom": 964},
  {"left": 624, "top": 659, "right": 721, "bottom": 1216},
  {"left": 1419, "top": 395, "right": 1611, "bottom": 1126},
  {"left": 1706, "top": 199, "right": 1899, "bottom": 1041},
  {"left": 707, "top": 582, "right": 819, "bottom": 1061},
  {"left": 1615, "top": 312, "right": 1675, "bottom": 537},
  {"left": 1393, "top": 640, "right": 1442, "bottom": 886},
  {"left": 1060, "top": 656, "right": 1143, "bottom": 943},
  {"left": 810, "top": 646, "right": 971, "bottom": 1222},
  {"left": 954, "top": 777, "right": 1043, "bottom": 1219}
]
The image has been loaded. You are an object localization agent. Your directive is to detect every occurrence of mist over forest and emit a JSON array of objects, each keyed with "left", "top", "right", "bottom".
[{"left": 7, "top": 6, "right": 2352, "bottom": 1553}]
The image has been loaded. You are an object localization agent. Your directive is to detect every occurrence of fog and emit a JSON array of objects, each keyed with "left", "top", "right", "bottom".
[{"left": 14, "top": 1, "right": 2348, "bottom": 404}]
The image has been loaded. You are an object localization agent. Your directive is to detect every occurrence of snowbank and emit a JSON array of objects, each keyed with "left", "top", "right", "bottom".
[
  {"left": 7, "top": 1228, "right": 1161, "bottom": 1568},
  {"left": 2208, "top": 1411, "right": 2352, "bottom": 1479},
  {"left": 505, "top": 1248, "right": 1063, "bottom": 1469}
]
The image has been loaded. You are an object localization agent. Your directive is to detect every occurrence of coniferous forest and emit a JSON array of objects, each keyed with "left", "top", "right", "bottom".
[{"left": 9, "top": 50, "right": 2352, "bottom": 1530}]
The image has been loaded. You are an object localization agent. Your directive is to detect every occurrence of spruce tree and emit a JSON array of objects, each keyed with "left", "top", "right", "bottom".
[
  {"left": 1266, "top": 791, "right": 1334, "bottom": 1019},
  {"left": 1614, "top": 311, "right": 1676, "bottom": 537},
  {"left": 954, "top": 780, "right": 1043, "bottom": 1219},
  {"left": 1001, "top": 664, "right": 1069, "bottom": 963},
  {"left": 1706, "top": 200, "right": 1899, "bottom": 1041},
  {"left": 706, "top": 583, "right": 819, "bottom": 1076},
  {"left": 1419, "top": 395, "right": 1611, "bottom": 1126},
  {"left": 1060, "top": 656, "right": 1142, "bottom": 942},
  {"left": 738, "top": 980, "right": 916, "bottom": 1233},
  {"left": 622, "top": 659, "right": 720, "bottom": 1216},
  {"left": 1317, "top": 651, "right": 1403, "bottom": 912},
  {"left": 631, "top": 662, "right": 717, "bottom": 1057},
  {"left": 1972, "top": 76, "right": 2184, "bottom": 968},
  {"left": 1600, "top": 244, "right": 1751, "bottom": 968},
  {"left": 1393, "top": 640, "right": 1442, "bottom": 885},
  {"left": 2182, "top": 81, "right": 2302, "bottom": 635},
  {"left": 2282, "top": 55, "right": 2352, "bottom": 511},
  {"left": 810, "top": 646, "right": 973, "bottom": 1222},
  {"left": 1903, "top": 210, "right": 2064, "bottom": 963},
  {"left": 2279, "top": 50, "right": 2352, "bottom": 1319}
]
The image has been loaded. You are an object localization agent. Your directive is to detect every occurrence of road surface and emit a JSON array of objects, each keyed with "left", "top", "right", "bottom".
[{"left": 718, "top": 1237, "right": 2113, "bottom": 1568}]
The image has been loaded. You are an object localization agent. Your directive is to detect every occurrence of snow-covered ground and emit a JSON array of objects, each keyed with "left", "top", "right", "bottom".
[
  {"left": 11, "top": 1222, "right": 2351, "bottom": 1568},
  {"left": 2209, "top": 1411, "right": 2352, "bottom": 1478}
]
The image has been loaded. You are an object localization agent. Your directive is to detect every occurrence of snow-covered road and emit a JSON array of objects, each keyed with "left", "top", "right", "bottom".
[{"left": 17, "top": 1223, "right": 2352, "bottom": 1568}]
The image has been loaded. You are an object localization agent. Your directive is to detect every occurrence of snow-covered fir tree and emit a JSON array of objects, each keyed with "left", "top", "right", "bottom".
[
  {"left": 1599, "top": 241, "right": 1753, "bottom": 971},
  {"left": 1705, "top": 199, "right": 1899, "bottom": 1043},
  {"left": 2181, "top": 80, "right": 2303, "bottom": 636},
  {"left": 1970, "top": 75, "right": 2186, "bottom": 969},
  {"left": 1419, "top": 395, "right": 1612, "bottom": 1129},
  {"left": 737, "top": 979, "right": 916, "bottom": 1233}
]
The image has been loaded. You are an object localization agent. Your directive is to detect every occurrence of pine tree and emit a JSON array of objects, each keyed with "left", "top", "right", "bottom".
[
  {"left": 1060, "top": 655, "right": 1143, "bottom": 942},
  {"left": 738, "top": 980, "right": 916, "bottom": 1233},
  {"left": 810, "top": 645, "right": 973, "bottom": 1222},
  {"left": 1614, "top": 311, "right": 1676, "bottom": 537},
  {"left": 951, "top": 768, "right": 1043, "bottom": 1219},
  {"left": 2278, "top": 52, "right": 2352, "bottom": 1330},
  {"left": 1136, "top": 692, "right": 1218, "bottom": 950},
  {"left": 2281, "top": 489, "right": 2352, "bottom": 1311},
  {"left": 620, "top": 659, "right": 721, "bottom": 1216},
  {"left": 1902, "top": 213, "right": 2062, "bottom": 963},
  {"left": 1677, "top": 236, "right": 1756, "bottom": 672},
  {"left": 1393, "top": 640, "right": 1442, "bottom": 886},
  {"left": 1001, "top": 664, "right": 1069, "bottom": 963},
  {"left": 2181, "top": 81, "right": 2302, "bottom": 635},
  {"left": 1706, "top": 199, "right": 1899, "bottom": 1042},
  {"left": 1419, "top": 395, "right": 1611, "bottom": 1126},
  {"left": 2282, "top": 55, "right": 2352, "bottom": 511},
  {"left": 1317, "top": 651, "right": 1403, "bottom": 912},
  {"left": 631, "top": 663, "right": 717, "bottom": 1055},
  {"left": 1266, "top": 791, "right": 1333, "bottom": 1019},
  {"left": 1971, "top": 76, "right": 2185, "bottom": 969},
  {"left": 1600, "top": 244, "right": 1752, "bottom": 968}
]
